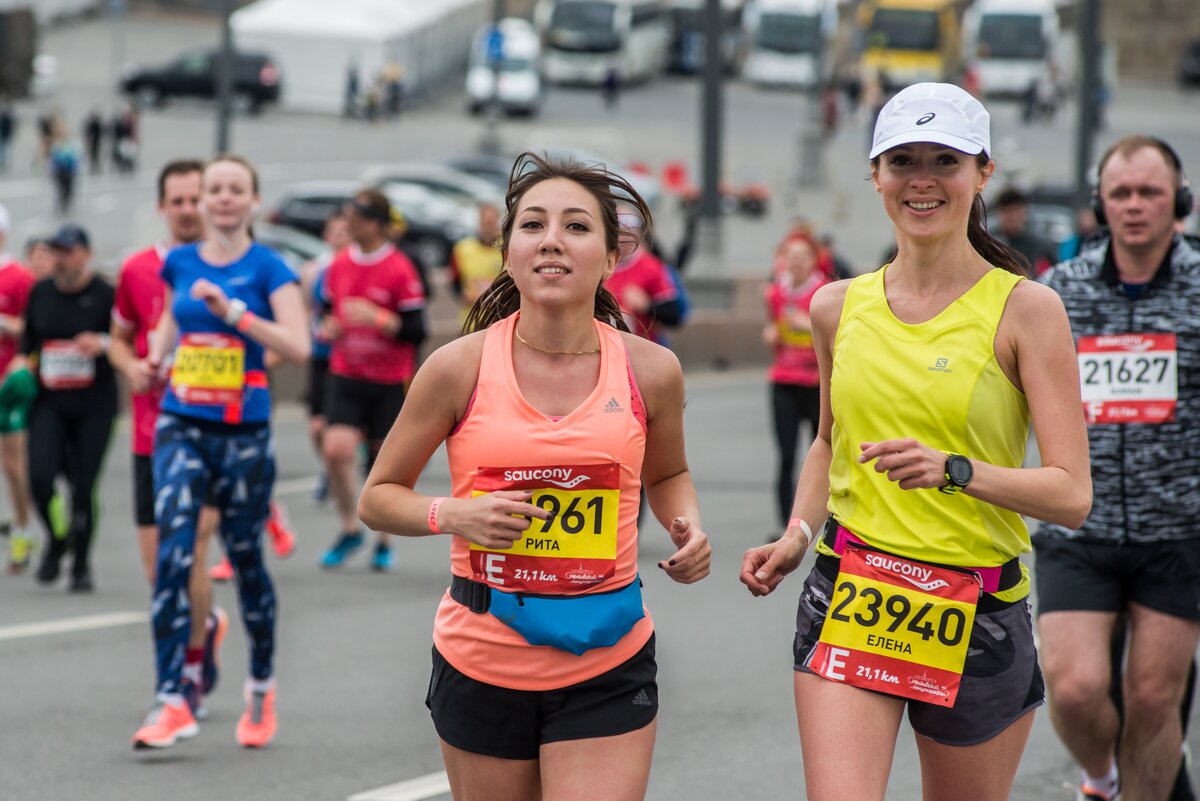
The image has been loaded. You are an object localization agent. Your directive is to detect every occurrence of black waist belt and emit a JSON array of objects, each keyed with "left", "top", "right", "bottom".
[
  {"left": 450, "top": 574, "right": 491, "bottom": 614},
  {"left": 818, "top": 517, "right": 1023, "bottom": 595}
]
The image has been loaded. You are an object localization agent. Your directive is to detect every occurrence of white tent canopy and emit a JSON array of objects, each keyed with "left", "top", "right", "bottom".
[{"left": 232, "top": 0, "right": 489, "bottom": 113}]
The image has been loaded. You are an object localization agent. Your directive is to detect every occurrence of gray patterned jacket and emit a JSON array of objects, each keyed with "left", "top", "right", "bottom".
[{"left": 1039, "top": 234, "right": 1200, "bottom": 543}]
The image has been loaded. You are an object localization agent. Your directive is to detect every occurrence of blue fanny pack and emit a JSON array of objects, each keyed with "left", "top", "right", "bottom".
[{"left": 450, "top": 574, "right": 645, "bottom": 656}]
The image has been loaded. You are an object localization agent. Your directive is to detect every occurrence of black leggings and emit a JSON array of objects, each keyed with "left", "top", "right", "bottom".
[
  {"left": 28, "top": 392, "right": 116, "bottom": 575},
  {"left": 771, "top": 382, "right": 820, "bottom": 528}
]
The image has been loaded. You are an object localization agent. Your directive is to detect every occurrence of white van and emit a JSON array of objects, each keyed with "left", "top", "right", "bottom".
[
  {"left": 742, "top": 0, "right": 836, "bottom": 89},
  {"left": 963, "top": 0, "right": 1061, "bottom": 97},
  {"left": 466, "top": 18, "right": 544, "bottom": 116}
]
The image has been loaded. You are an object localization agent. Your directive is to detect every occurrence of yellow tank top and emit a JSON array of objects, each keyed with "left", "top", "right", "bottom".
[
  {"left": 452, "top": 237, "right": 503, "bottom": 315},
  {"left": 827, "top": 266, "right": 1030, "bottom": 569}
]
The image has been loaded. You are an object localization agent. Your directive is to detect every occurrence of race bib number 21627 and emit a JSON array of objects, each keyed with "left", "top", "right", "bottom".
[{"left": 1077, "top": 333, "right": 1177, "bottom": 424}]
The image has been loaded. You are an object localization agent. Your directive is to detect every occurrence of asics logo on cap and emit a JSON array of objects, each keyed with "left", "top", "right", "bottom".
[{"left": 916, "top": 113, "right": 936, "bottom": 125}]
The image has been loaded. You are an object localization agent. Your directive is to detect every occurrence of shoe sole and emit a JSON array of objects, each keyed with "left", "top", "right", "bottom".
[
  {"left": 133, "top": 723, "right": 199, "bottom": 749},
  {"left": 236, "top": 725, "right": 276, "bottom": 749}
]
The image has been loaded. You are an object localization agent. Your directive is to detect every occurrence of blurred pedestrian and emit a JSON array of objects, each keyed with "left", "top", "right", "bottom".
[
  {"left": 36, "top": 108, "right": 57, "bottom": 167},
  {"left": 111, "top": 104, "right": 139, "bottom": 174},
  {"left": 20, "top": 223, "right": 117, "bottom": 593},
  {"left": 48, "top": 122, "right": 80, "bottom": 216},
  {"left": 602, "top": 67, "right": 621, "bottom": 109},
  {"left": 821, "top": 83, "right": 840, "bottom": 139},
  {"left": 0, "top": 98, "right": 14, "bottom": 172},
  {"left": 383, "top": 62, "right": 404, "bottom": 118},
  {"left": 1057, "top": 207, "right": 1101, "bottom": 262},
  {"left": 449, "top": 203, "right": 503, "bottom": 326},
  {"left": 343, "top": 62, "right": 360, "bottom": 119},
  {"left": 605, "top": 212, "right": 683, "bottom": 345},
  {"left": 762, "top": 234, "right": 827, "bottom": 543},
  {"left": 993, "top": 187, "right": 1056, "bottom": 274},
  {"left": 0, "top": 204, "right": 36, "bottom": 573},
  {"left": 83, "top": 108, "right": 104, "bottom": 174}
]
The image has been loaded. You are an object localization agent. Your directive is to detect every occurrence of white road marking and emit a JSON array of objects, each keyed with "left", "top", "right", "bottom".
[
  {"left": 347, "top": 771, "right": 450, "bottom": 801},
  {"left": 0, "top": 611, "right": 147, "bottom": 642},
  {"left": 273, "top": 475, "right": 319, "bottom": 497}
]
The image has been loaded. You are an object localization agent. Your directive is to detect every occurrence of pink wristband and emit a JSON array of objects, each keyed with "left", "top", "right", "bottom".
[
  {"left": 236, "top": 311, "right": 256, "bottom": 333},
  {"left": 428, "top": 497, "right": 446, "bottom": 534}
]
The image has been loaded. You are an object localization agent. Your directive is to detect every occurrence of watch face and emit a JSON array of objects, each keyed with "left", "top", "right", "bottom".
[{"left": 948, "top": 457, "right": 972, "bottom": 485}]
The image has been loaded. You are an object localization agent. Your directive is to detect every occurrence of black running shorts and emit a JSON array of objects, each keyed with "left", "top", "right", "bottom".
[
  {"left": 323, "top": 373, "right": 405, "bottom": 442},
  {"left": 307, "top": 357, "right": 329, "bottom": 418},
  {"left": 134, "top": 453, "right": 219, "bottom": 528},
  {"left": 1033, "top": 534, "right": 1200, "bottom": 621},
  {"left": 426, "top": 634, "right": 658, "bottom": 760},
  {"left": 792, "top": 557, "right": 1044, "bottom": 746}
]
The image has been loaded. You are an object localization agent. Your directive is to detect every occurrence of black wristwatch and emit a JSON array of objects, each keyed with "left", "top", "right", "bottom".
[{"left": 940, "top": 454, "right": 973, "bottom": 494}]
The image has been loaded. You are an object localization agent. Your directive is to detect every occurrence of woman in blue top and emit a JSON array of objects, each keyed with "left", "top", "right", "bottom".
[{"left": 132, "top": 155, "right": 309, "bottom": 751}]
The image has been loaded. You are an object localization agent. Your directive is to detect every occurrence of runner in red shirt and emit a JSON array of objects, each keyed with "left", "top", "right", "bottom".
[
  {"left": 318, "top": 188, "right": 427, "bottom": 571},
  {"left": 604, "top": 216, "right": 681, "bottom": 345},
  {"left": 108, "top": 160, "right": 228, "bottom": 711},
  {"left": 0, "top": 204, "right": 37, "bottom": 571}
]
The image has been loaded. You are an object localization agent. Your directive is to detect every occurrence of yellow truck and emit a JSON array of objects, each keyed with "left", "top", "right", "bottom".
[{"left": 857, "top": 0, "right": 963, "bottom": 89}]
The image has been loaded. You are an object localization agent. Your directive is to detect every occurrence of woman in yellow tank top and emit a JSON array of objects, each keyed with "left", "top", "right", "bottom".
[
  {"left": 741, "top": 83, "right": 1092, "bottom": 801},
  {"left": 360, "top": 153, "right": 711, "bottom": 801}
]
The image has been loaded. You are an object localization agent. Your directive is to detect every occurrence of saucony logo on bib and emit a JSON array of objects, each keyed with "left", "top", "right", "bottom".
[
  {"left": 502, "top": 467, "right": 591, "bottom": 488},
  {"left": 863, "top": 553, "right": 949, "bottom": 591}
]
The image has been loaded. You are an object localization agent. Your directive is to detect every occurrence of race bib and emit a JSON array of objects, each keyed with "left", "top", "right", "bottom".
[
  {"left": 40, "top": 340, "right": 94, "bottom": 389},
  {"left": 809, "top": 545, "right": 980, "bottom": 707},
  {"left": 777, "top": 319, "right": 813, "bottom": 348},
  {"left": 468, "top": 463, "right": 621, "bottom": 593},
  {"left": 170, "top": 332, "right": 245, "bottom": 406},
  {"left": 1078, "top": 333, "right": 1177, "bottom": 424}
]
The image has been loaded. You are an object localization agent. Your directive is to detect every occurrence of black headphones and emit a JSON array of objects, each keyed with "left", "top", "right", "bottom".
[{"left": 1092, "top": 136, "right": 1194, "bottom": 226}]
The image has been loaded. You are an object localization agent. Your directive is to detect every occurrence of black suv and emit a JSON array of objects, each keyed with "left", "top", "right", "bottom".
[{"left": 119, "top": 49, "right": 281, "bottom": 113}]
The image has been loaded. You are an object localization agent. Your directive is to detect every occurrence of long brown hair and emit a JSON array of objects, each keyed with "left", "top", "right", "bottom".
[
  {"left": 462, "top": 152, "right": 653, "bottom": 334},
  {"left": 872, "top": 152, "right": 1030, "bottom": 277}
]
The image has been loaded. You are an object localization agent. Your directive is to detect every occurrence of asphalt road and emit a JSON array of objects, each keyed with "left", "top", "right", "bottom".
[{"left": 2, "top": 370, "right": 1196, "bottom": 801}]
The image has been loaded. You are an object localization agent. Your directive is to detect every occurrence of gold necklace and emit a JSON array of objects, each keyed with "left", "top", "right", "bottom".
[{"left": 514, "top": 326, "right": 600, "bottom": 356}]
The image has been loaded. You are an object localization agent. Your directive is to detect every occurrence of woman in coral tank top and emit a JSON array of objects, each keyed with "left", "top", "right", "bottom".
[{"left": 360, "top": 152, "right": 711, "bottom": 801}]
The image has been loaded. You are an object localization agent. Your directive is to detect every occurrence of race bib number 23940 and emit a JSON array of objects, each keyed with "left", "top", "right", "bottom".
[{"left": 809, "top": 545, "right": 981, "bottom": 707}]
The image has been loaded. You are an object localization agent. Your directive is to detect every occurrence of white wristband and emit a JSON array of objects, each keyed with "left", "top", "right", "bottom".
[
  {"left": 223, "top": 298, "right": 248, "bottom": 327},
  {"left": 787, "top": 517, "right": 813, "bottom": 549}
]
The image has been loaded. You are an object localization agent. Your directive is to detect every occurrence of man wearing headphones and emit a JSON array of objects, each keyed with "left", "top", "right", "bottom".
[{"left": 1037, "top": 135, "right": 1199, "bottom": 801}]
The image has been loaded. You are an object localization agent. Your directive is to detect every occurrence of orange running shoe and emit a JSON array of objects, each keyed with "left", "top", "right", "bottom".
[
  {"left": 208, "top": 556, "right": 233, "bottom": 582},
  {"left": 132, "top": 699, "right": 199, "bottom": 749},
  {"left": 236, "top": 686, "right": 277, "bottom": 748},
  {"left": 267, "top": 501, "right": 296, "bottom": 559}
]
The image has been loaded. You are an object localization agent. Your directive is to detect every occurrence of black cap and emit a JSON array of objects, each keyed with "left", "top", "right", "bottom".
[{"left": 47, "top": 223, "right": 91, "bottom": 250}]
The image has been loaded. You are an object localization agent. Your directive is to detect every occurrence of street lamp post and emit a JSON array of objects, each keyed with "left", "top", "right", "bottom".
[
  {"left": 689, "top": 0, "right": 728, "bottom": 306},
  {"left": 480, "top": 0, "right": 506, "bottom": 155},
  {"left": 1073, "top": 0, "right": 1101, "bottom": 210},
  {"left": 214, "top": 0, "right": 234, "bottom": 154}
]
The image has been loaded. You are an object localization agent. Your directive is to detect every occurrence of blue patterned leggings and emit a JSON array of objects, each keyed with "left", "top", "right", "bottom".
[{"left": 151, "top": 414, "right": 277, "bottom": 696}]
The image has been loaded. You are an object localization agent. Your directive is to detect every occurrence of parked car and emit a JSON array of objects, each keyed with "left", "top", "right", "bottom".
[
  {"left": 265, "top": 180, "right": 474, "bottom": 271},
  {"left": 359, "top": 163, "right": 505, "bottom": 208},
  {"left": 254, "top": 223, "right": 328, "bottom": 272},
  {"left": 1181, "top": 40, "right": 1200, "bottom": 88},
  {"left": 119, "top": 49, "right": 281, "bottom": 113},
  {"left": 440, "top": 153, "right": 518, "bottom": 193}
]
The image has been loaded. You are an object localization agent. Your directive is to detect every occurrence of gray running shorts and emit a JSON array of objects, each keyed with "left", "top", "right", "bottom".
[{"left": 792, "top": 557, "right": 1044, "bottom": 746}]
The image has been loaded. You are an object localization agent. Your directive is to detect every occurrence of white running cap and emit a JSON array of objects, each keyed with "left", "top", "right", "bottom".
[{"left": 869, "top": 82, "right": 991, "bottom": 160}]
